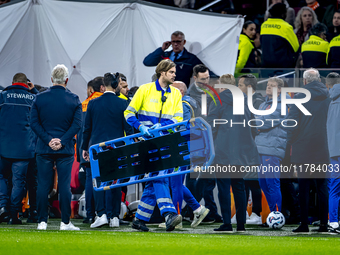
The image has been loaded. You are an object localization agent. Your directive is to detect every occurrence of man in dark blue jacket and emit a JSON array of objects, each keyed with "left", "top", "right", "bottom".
[
  {"left": 143, "top": 31, "right": 215, "bottom": 87},
  {"left": 206, "top": 74, "right": 260, "bottom": 232},
  {"left": 82, "top": 72, "right": 134, "bottom": 228},
  {"left": 286, "top": 68, "right": 330, "bottom": 233},
  {"left": 0, "top": 73, "right": 37, "bottom": 224},
  {"left": 30, "top": 64, "right": 82, "bottom": 231},
  {"left": 77, "top": 77, "right": 104, "bottom": 224}
]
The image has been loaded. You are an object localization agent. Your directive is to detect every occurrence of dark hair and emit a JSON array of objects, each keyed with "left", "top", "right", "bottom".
[
  {"left": 12, "top": 73, "right": 27, "bottom": 84},
  {"left": 193, "top": 64, "right": 209, "bottom": 77},
  {"left": 88, "top": 76, "right": 104, "bottom": 92},
  {"left": 239, "top": 74, "right": 258, "bottom": 91},
  {"left": 103, "top": 73, "right": 119, "bottom": 88},
  {"left": 326, "top": 72, "right": 340, "bottom": 87},
  {"left": 243, "top": 21, "right": 255, "bottom": 32},
  {"left": 128, "top": 86, "right": 139, "bottom": 98},
  {"left": 310, "top": 23, "right": 328, "bottom": 37},
  {"left": 118, "top": 73, "right": 127, "bottom": 82},
  {"left": 34, "top": 84, "right": 48, "bottom": 92},
  {"left": 269, "top": 3, "right": 286, "bottom": 19}
]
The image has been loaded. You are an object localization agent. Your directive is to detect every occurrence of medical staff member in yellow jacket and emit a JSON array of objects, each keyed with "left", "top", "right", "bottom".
[{"left": 124, "top": 59, "right": 183, "bottom": 232}]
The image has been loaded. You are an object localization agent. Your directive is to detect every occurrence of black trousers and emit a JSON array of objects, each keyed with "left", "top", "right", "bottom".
[
  {"left": 216, "top": 178, "right": 246, "bottom": 227},
  {"left": 245, "top": 180, "right": 262, "bottom": 216},
  {"left": 36, "top": 154, "right": 74, "bottom": 224},
  {"left": 298, "top": 178, "right": 328, "bottom": 225}
]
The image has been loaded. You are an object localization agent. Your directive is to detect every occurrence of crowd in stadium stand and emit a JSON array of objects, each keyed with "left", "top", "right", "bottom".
[{"left": 1, "top": 0, "right": 340, "bottom": 235}]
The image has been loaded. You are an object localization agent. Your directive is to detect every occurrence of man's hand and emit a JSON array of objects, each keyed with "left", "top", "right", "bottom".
[
  {"left": 162, "top": 41, "right": 171, "bottom": 51},
  {"left": 49, "top": 138, "right": 62, "bottom": 151},
  {"left": 83, "top": 150, "right": 89, "bottom": 161},
  {"left": 27, "top": 82, "right": 35, "bottom": 90}
]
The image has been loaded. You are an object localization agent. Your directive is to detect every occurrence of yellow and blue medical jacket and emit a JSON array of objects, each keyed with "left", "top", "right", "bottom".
[{"left": 124, "top": 80, "right": 183, "bottom": 129}]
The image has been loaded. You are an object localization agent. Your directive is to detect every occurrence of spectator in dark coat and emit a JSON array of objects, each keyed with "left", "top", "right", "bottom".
[
  {"left": 326, "top": 9, "right": 340, "bottom": 41},
  {"left": 206, "top": 74, "right": 260, "bottom": 232},
  {"left": 143, "top": 31, "right": 216, "bottom": 87},
  {"left": 286, "top": 68, "right": 330, "bottom": 233}
]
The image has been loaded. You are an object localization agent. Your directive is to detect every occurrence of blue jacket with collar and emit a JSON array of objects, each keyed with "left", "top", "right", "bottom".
[
  {"left": 30, "top": 85, "right": 82, "bottom": 155},
  {"left": 81, "top": 92, "right": 134, "bottom": 151},
  {"left": 0, "top": 84, "right": 36, "bottom": 159},
  {"left": 143, "top": 47, "right": 216, "bottom": 87}
]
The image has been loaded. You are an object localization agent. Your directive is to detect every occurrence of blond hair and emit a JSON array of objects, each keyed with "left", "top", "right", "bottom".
[
  {"left": 155, "top": 59, "right": 176, "bottom": 79},
  {"left": 294, "top": 7, "right": 318, "bottom": 31},
  {"left": 219, "top": 74, "right": 236, "bottom": 85}
]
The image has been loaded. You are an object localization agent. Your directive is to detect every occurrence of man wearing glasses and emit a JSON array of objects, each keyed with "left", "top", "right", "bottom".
[{"left": 143, "top": 31, "right": 207, "bottom": 87}]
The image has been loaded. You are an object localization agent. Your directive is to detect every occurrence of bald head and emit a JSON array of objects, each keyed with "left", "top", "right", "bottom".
[{"left": 171, "top": 81, "right": 187, "bottom": 97}]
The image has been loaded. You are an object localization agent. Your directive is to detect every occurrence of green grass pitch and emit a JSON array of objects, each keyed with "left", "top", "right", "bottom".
[{"left": 1, "top": 219, "right": 340, "bottom": 255}]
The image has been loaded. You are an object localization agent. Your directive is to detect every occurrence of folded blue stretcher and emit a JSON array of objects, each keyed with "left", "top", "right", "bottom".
[{"left": 89, "top": 117, "right": 214, "bottom": 191}]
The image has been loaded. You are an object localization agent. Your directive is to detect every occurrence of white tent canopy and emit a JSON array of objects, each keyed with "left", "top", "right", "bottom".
[{"left": 0, "top": 0, "right": 243, "bottom": 100}]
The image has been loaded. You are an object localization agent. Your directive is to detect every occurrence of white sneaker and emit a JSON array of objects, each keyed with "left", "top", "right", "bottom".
[
  {"left": 231, "top": 214, "right": 237, "bottom": 224},
  {"left": 109, "top": 217, "right": 119, "bottom": 228},
  {"left": 158, "top": 222, "right": 183, "bottom": 229},
  {"left": 90, "top": 214, "right": 108, "bottom": 228},
  {"left": 60, "top": 222, "right": 80, "bottom": 231},
  {"left": 191, "top": 205, "right": 210, "bottom": 228},
  {"left": 246, "top": 211, "right": 250, "bottom": 220},
  {"left": 37, "top": 222, "right": 47, "bottom": 230},
  {"left": 246, "top": 212, "right": 262, "bottom": 225}
]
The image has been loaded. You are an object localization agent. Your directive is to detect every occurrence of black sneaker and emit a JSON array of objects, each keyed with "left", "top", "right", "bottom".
[
  {"left": 214, "top": 224, "right": 233, "bottom": 232},
  {"left": 8, "top": 218, "right": 22, "bottom": 225},
  {"left": 119, "top": 219, "right": 130, "bottom": 225},
  {"left": 214, "top": 217, "right": 223, "bottom": 223},
  {"left": 83, "top": 218, "right": 94, "bottom": 224},
  {"left": 317, "top": 224, "right": 329, "bottom": 234},
  {"left": 292, "top": 224, "right": 309, "bottom": 234},
  {"left": 27, "top": 210, "right": 38, "bottom": 223},
  {"left": 165, "top": 214, "right": 182, "bottom": 232},
  {"left": 258, "top": 222, "right": 269, "bottom": 228},
  {"left": 202, "top": 216, "right": 215, "bottom": 224},
  {"left": 0, "top": 207, "right": 9, "bottom": 223},
  {"left": 132, "top": 219, "right": 149, "bottom": 232},
  {"left": 237, "top": 225, "right": 246, "bottom": 233},
  {"left": 329, "top": 226, "right": 340, "bottom": 234}
]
